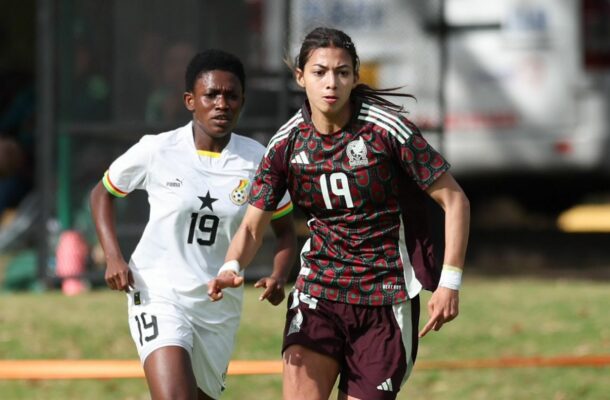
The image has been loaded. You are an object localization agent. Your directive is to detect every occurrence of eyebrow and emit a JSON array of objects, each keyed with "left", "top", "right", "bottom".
[
  {"left": 204, "top": 87, "right": 238, "bottom": 93},
  {"left": 312, "top": 64, "right": 351, "bottom": 69}
]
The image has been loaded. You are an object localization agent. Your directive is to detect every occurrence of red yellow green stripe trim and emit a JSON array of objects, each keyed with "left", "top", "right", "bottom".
[
  {"left": 236, "top": 179, "right": 249, "bottom": 191},
  {"left": 197, "top": 150, "right": 221, "bottom": 158},
  {"left": 102, "top": 171, "right": 128, "bottom": 198},
  {"left": 271, "top": 201, "right": 293, "bottom": 220}
]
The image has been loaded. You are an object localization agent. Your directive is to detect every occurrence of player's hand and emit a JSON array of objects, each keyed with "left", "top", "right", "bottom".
[
  {"left": 104, "top": 258, "right": 134, "bottom": 292},
  {"left": 419, "top": 286, "right": 459, "bottom": 338},
  {"left": 254, "top": 276, "right": 286, "bottom": 305},
  {"left": 207, "top": 271, "right": 244, "bottom": 301}
]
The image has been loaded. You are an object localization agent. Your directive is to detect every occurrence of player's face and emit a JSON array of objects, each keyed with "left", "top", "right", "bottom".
[
  {"left": 184, "top": 70, "right": 244, "bottom": 139},
  {"left": 296, "top": 47, "right": 358, "bottom": 125}
]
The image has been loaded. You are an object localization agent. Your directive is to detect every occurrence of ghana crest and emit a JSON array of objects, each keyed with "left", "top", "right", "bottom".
[
  {"left": 347, "top": 137, "right": 368, "bottom": 167},
  {"left": 230, "top": 179, "right": 250, "bottom": 205}
]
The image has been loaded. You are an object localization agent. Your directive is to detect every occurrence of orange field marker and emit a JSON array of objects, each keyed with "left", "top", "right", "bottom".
[
  {"left": 0, "top": 360, "right": 283, "bottom": 380},
  {"left": 414, "top": 355, "right": 610, "bottom": 370},
  {"left": 0, "top": 355, "right": 609, "bottom": 380}
]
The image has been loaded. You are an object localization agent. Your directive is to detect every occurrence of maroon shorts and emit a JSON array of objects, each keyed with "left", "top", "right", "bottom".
[{"left": 282, "top": 289, "right": 420, "bottom": 400}]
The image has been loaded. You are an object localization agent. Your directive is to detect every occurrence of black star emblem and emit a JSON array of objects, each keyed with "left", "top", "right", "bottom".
[{"left": 198, "top": 191, "right": 218, "bottom": 211}]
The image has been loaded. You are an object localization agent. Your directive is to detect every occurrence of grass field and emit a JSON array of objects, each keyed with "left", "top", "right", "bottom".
[{"left": 1, "top": 277, "right": 609, "bottom": 399}]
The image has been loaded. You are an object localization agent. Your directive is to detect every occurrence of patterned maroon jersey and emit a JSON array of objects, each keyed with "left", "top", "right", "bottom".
[{"left": 250, "top": 101, "right": 450, "bottom": 305}]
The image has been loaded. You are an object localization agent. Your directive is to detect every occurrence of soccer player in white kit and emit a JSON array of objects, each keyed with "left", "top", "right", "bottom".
[{"left": 90, "top": 49, "right": 297, "bottom": 400}]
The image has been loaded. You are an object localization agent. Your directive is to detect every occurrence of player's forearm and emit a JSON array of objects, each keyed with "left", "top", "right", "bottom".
[
  {"left": 90, "top": 182, "right": 125, "bottom": 262},
  {"left": 270, "top": 233, "right": 297, "bottom": 282},
  {"left": 225, "top": 223, "right": 264, "bottom": 269},
  {"left": 225, "top": 206, "right": 272, "bottom": 269},
  {"left": 443, "top": 190, "right": 470, "bottom": 268},
  {"left": 269, "top": 213, "right": 298, "bottom": 281}
]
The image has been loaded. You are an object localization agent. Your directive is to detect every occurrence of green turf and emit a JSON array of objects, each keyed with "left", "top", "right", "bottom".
[{"left": 0, "top": 277, "right": 609, "bottom": 399}]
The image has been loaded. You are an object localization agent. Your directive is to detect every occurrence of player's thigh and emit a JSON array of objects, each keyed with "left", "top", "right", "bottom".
[
  {"left": 127, "top": 295, "right": 193, "bottom": 362},
  {"left": 143, "top": 347, "right": 215, "bottom": 400},
  {"left": 143, "top": 345, "right": 200, "bottom": 400},
  {"left": 127, "top": 297, "right": 199, "bottom": 398},
  {"left": 283, "top": 344, "right": 340, "bottom": 400}
]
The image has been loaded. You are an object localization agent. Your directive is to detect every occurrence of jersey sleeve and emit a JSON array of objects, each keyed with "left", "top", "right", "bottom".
[
  {"left": 271, "top": 191, "right": 293, "bottom": 220},
  {"left": 102, "top": 135, "right": 155, "bottom": 197},
  {"left": 390, "top": 117, "right": 450, "bottom": 191},
  {"left": 249, "top": 134, "right": 290, "bottom": 212}
]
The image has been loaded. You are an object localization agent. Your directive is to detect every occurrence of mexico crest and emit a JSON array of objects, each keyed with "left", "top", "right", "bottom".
[{"left": 347, "top": 137, "right": 368, "bottom": 167}]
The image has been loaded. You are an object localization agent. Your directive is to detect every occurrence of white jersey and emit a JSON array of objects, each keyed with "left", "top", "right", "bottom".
[{"left": 103, "top": 122, "right": 292, "bottom": 307}]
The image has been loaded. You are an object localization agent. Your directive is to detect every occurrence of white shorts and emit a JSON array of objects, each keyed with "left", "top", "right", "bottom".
[{"left": 126, "top": 288, "right": 242, "bottom": 399}]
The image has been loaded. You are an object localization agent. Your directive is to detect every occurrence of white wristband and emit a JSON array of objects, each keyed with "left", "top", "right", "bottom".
[
  {"left": 438, "top": 264, "right": 463, "bottom": 290},
  {"left": 218, "top": 260, "right": 240, "bottom": 275}
]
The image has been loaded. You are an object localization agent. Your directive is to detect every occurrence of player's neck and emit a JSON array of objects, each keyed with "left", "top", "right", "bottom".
[
  {"left": 193, "top": 130, "right": 231, "bottom": 153},
  {"left": 311, "top": 105, "right": 351, "bottom": 135}
]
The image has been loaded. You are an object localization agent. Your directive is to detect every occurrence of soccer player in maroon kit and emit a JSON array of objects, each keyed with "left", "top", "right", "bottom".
[{"left": 209, "top": 27, "right": 470, "bottom": 400}]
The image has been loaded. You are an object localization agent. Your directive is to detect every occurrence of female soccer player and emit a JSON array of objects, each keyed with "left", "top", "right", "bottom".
[
  {"left": 209, "top": 27, "right": 470, "bottom": 400},
  {"left": 90, "top": 49, "right": 297, "bottom": 400}
]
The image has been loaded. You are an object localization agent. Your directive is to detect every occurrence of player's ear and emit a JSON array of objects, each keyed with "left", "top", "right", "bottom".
[
  {"left": 184, "top": 91, "right": 195, "bottom": 112},
  {"left": 295, "top": 68, "right": 305, "bottom": 88}
]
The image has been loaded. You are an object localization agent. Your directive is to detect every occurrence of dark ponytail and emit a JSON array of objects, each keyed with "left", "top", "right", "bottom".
[
  {"left": 290, "top": 27, "right": 415, "bottom": 114},
  {"left": 351, "top": 84, "right": 415, "bottom": 114}
]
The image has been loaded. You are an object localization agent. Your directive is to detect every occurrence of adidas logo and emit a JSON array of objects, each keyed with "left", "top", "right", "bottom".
[
  {"left": 376, "top": 378, "right": 393, "bottom": 392},
  {"left": 291, "top": 151, "right": 310, "bottom": 164}
]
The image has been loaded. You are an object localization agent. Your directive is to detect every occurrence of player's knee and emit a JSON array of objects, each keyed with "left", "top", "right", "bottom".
[{"left": 283, "top": 346, "right": 306, "bottom": 367}]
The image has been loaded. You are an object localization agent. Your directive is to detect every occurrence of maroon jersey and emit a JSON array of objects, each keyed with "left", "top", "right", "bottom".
[{"left": 250, "top": 101, "right": 450, "bottom": 305}]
